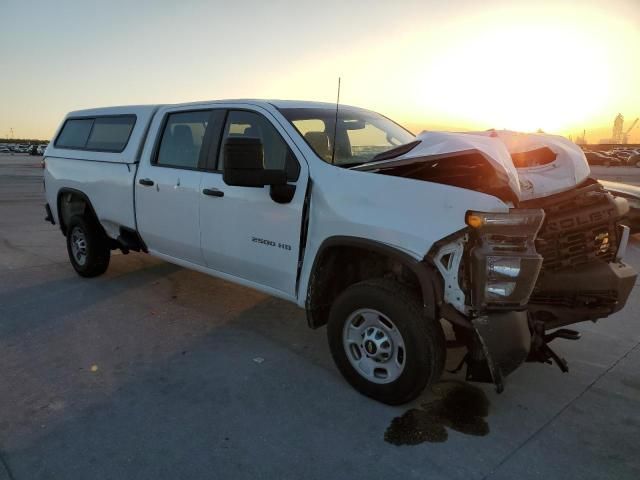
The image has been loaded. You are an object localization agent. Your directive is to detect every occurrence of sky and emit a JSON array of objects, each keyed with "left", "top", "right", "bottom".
[{"left": 1, "top": 0, "right": 639, "bottom": 143}]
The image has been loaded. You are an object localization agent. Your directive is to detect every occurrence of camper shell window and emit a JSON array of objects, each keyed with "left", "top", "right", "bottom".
[{"left": 55, "top": 115, "right": 137, "bottom": 153}]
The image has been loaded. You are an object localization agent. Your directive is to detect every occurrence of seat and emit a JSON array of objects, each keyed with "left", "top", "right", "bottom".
[
  {"left": 171, "top": 125, "right": 197, "bottom": 167},
  {"left": 305, "top": 131, "right": 331, "bottom": 160}
]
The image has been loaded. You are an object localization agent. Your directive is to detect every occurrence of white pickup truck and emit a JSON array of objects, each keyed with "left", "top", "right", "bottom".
[{"left": 44, "top": 100, "right": 637, "bottom": 404}]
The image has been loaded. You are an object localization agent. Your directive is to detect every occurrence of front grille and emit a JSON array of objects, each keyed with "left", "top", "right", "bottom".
[{"left": 535, "top": 188, "right": 618, "bottom": 272}]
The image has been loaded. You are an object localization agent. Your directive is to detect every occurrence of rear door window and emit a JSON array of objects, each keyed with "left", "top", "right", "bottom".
[{"left": 156, "top": 111, "right": 211, "bottom": 169}]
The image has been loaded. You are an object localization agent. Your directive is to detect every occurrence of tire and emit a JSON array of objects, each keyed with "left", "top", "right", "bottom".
[
  {"left": 327, "top": 278, "right": 445, "bottom": 405},
  {"left": 66, "top": 215, "right": 110, "bottom": 277}
]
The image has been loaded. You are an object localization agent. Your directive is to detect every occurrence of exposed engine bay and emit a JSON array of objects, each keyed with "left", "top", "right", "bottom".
[{"left": 353, "top": 129, "right": 591, "bottom": 203}]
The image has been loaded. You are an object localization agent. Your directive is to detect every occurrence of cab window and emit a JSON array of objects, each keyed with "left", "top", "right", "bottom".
[{"left": 218, "top": 110, "right": 300, "bottom": 180}]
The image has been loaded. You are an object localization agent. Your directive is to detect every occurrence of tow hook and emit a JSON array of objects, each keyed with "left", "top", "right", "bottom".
[{"left": 528, "top": 322, "right": 581, "bottom": 373}]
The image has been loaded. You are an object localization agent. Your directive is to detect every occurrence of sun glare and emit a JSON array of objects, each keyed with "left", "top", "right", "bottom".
[
  {"left": 270, "top": 2, "right": 638, "bottom": 139},
  {"left": 401, "top": 5, "right": 629, "bottom": 135},
  {"left": 424, "top": 27, "right": 608, "bottom": 131}
]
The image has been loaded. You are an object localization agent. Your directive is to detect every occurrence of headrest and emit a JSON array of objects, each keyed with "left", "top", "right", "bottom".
[
  {"left": 172, "top": 125, "right": 194, "bottom": 146},
  {"left": 305, "top": 131, "right": 330, "bottom": 158}
]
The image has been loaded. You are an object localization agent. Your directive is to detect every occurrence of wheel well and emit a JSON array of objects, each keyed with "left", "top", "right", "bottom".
[
  {"left": 305, "top": 239, "right": 440, "bottom": 329},
  {"left": 56, "top": 189, "right": 100, "bottom": 236}
]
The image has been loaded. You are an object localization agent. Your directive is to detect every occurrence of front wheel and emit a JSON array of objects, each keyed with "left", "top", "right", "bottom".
[
  {"left": 66, "top": 215, "right": 110, "bottom": 277},
  {"left": 327, "top": 278, "right": 445, "bottom": 405}
]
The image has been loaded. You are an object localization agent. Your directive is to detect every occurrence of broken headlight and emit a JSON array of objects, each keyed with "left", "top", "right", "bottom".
[{"left": 466, "top": 209, "right": 545, "bottom": 309}]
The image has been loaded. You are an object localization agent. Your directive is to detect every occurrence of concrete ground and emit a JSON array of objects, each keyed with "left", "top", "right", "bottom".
[
  {"left": 0, "top": 152, "right": 639, "bottom": 480},
  {"left": 591, "top": 165, "right": 640, "bottom": 186}
]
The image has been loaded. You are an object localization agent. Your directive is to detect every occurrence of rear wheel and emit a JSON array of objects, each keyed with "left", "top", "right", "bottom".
[
  {"left": 66, "top": 215, "right": 110, "bottom": 277},
  {"left": 327, "top": 278, "right": 445, "bottom": 405}
]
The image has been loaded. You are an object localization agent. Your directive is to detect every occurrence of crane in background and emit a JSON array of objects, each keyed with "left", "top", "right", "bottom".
[
  {"left": 622, "top": 117, "right": 638, "bottom": 144},
  {"left": 612, "top": 113, "right": 624, "bottom": 143},
  {"left": 599, "top": 114, "right": 639, "bottom": 144}
]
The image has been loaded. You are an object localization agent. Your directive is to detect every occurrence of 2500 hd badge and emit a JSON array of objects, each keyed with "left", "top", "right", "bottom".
[{"left": 252, "top": 236, "right": 292, "bottom": 251}]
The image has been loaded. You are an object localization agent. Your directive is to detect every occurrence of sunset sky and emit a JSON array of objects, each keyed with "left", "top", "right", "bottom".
[{"left": 1, "top": 0, "right": 639, "bottom": 143}]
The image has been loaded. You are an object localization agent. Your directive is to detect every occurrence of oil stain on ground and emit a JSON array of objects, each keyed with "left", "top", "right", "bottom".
[{"left": 384, "top": 380, "right": 490, "bottom": 445}]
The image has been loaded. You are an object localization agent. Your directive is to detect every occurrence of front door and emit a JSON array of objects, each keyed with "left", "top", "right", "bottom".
[
  {"left": 136, "top": 109, "right": 212, "bottom": 265},
  {"left": 199, "top": 108, "right": 308, "bottom": 296}
]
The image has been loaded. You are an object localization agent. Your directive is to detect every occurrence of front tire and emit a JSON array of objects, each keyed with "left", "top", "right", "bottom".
[
  {"left": 327, "top": 278, "right": 445, "bottom": 405},
  {"left": 66, "top": 215, "right": 110, "bottom": 277}
]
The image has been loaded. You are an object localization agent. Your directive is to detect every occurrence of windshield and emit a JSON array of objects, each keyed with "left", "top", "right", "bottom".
[{"left": 279, "top": 107, "right": 415, "bottom": 166}]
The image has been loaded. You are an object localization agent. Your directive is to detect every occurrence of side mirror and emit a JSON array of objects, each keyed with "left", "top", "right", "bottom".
[{"left": 223, "top": 137, "right": 286, "bottom": 187}]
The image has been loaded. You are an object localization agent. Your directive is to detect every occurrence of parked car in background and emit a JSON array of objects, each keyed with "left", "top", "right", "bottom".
[
  {"left": 625, "top": 152, "right": 640, "bottom": 167},
  {"left": 584, "top": 150, "right": 621, "bottom": 166},
  {"left": 599, "top": 180, "right": 640, "bottom": 232},
  {"left": 37, "top": 144, "right": 48, "bottom": 155},
  {"left": 0, "top": 146, "right": 11, "bottom": 153}
]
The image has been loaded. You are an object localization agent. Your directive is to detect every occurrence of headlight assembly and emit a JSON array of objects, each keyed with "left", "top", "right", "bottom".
[{"left": 467, "top": 209, "right": 545, "bottom": 309}]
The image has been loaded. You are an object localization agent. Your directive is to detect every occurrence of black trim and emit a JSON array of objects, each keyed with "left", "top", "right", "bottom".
[
  {"left": 205, "top": 109, "right": 228, "bottom": 172},
  {"left": 117, "top": 226, "right": 148, "bottom": 253},
  {"left": 54, "top": 114, "right": 137, "bottom": 153},
  {"left": 202, "top": 188, "right": 224, "bottom": 197},
  {"left": 306, "top": 236, "right": 440, "bottom": 328},
  {"left": 295, "top": 180, "right": 313, "bottom": 295},
  {"left": 56, "top": 188, "right": 103, "bottom": 235},
  {"left": 44, "top": 203, "right": 55, "bottom": 224},
  {"left": 201, "top": 109, "right": 227, "bottom": 171}
]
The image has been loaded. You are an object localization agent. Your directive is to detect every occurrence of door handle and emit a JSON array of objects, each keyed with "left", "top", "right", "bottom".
[
  {"left": 202, "top": 188, "right": 224, "bottom": 197},
  {"left": 139, "top": 178, "right": 154, "bottom": 186}
]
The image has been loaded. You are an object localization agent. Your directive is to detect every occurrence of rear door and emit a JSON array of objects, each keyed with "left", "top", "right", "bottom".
[
  {"left": 199, "top": 107, "right": 308, "bottom": 296},
  {"left": 135, "top": 109, "right": 214, "bottom": 265}
]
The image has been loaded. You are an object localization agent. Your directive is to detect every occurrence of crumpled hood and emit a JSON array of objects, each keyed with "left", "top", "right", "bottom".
[
  {"left": 466, "top": 130, "right": 591, "bottom": 201},
  {"left": 355, "top": 130, "right": 591, "bottom": 202}
]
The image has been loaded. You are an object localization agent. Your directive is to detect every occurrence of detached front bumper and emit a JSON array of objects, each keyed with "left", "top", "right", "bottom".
[
  {"left": 470, "top": 258, "right": 637, "bottom": 391},
  {"left": 529, "top": 260, "right": 637, "bottom": 328},
  {"left": 468, "top": 311, "right": 530, "bottom": 393},
  {"left": 458, "top": 187, "right": 637, "bottom": 391}
]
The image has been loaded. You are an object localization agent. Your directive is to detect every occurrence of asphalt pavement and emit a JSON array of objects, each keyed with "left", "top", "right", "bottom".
[
  {"left": 591, "top": 165, "right": 640, "bottom": 186},
  {"left": 1, "top": 153, "right": 639, "bottom": 480}
]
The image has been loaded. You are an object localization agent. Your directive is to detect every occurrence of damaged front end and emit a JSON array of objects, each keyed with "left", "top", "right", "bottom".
[
  {"left": 355, "top": 128, "right": 636, "bottom": 391},
  {"left": 430, "top": 209, "right": 545, "bottom": 391},
  {"left": 429, "top": 181, "right": 637, "bottom": 392}
]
